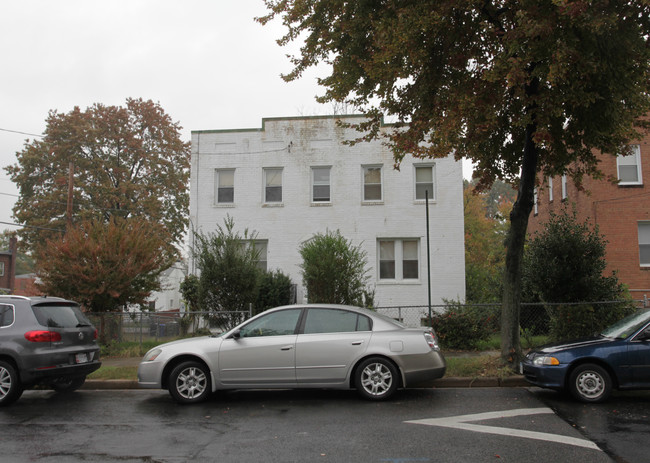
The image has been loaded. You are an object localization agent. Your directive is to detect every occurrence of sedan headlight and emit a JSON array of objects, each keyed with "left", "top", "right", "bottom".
[
  {"left": 143, "top": 348, "right": 162, "bottom": 362},
  {"left": 533, "top": 355, "right": 560, "bottom": 366}
]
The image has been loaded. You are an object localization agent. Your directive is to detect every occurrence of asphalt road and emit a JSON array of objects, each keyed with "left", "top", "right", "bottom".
[
  {"left": 532, "top": 387, "right": 650, "bottom": 463},
  {"left": 0, "top": 387, "right": 626, "bottom": 463}
]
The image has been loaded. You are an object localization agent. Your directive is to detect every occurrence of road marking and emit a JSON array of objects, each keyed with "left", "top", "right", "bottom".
[{"left": 405, "top": 407, "right": 601, "bottom": 451}]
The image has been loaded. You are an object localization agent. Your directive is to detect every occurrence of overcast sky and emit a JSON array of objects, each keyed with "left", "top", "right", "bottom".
[{"left": 0, "top": 0, "right": 471, "bottom": 236}]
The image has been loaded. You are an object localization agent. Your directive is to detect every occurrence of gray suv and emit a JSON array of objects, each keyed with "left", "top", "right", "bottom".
[{"left": 0, "top": 296, "right": 101, "bottom": 406}]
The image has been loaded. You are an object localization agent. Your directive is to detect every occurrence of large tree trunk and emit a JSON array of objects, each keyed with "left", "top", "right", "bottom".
[{"left": 501, "top": 117, "right": 539, "bottom": 366}]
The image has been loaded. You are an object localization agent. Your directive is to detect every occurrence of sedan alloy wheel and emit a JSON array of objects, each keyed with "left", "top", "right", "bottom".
[
  {"left": 355, "top": 357, "right": 398, "bottom": 400},
  {"left": 169, "top": 361, "right": 211, "bottom": 404}
]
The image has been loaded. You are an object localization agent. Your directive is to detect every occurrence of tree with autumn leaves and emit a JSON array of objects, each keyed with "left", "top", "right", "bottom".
[
  {"left": 36, "top": 218, "right": 176, "bottom": 312},
  {"left": 6, "top": 99, "right": 190, "bottom": 311},
  {"left": 259, "top": 0, "right": 650, "bottom": 365}
]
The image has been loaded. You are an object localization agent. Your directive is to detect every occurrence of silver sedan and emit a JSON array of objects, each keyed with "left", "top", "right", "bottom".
[{"left": 138, "top": 304, "right": 446, "bottom": 404}]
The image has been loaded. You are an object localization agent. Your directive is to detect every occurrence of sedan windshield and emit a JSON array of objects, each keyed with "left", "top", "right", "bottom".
[{"left": 601, "top": 309, "right": 650, "bottom": 339}]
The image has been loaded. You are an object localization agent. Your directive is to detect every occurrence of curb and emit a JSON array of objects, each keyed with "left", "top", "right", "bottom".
[{"left": 81, "top": 377, "right": 529, "bottom": 390}]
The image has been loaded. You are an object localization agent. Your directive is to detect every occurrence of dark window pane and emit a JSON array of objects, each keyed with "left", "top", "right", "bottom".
[
  {"left": 313, "top": 185, "right": 330, "bottom": 201},
  {"left": 364, "top": 184, "right": 381, "bottom": 201},
  {"left": 266, "top": 186, "right": 282, "bottom": 202},
  {"left": 218, "top": 187, "right": 234, "bottom": 203},
  {"left": 304, "top": 309, "right": 358, "bottom": 334},
  {"left": 380, "top": 261, "right": 395, "bottom": 279},
  {"left": 240, "top": 309, "right": 301, "bottom": 337}
]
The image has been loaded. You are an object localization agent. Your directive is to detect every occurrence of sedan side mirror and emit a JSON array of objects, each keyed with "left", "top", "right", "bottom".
[{"left": 230, "top": 330, "right": 241, "bottom": 339}]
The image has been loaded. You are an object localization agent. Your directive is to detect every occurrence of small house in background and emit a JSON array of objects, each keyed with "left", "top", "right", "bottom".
[
  {"left": 0, "top": 237, "right": 17, "bottom": 294},
  {"left": 146, "top": 261, "right": 187, "bottom": 312}
]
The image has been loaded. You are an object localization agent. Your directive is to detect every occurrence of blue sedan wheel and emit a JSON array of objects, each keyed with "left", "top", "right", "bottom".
[{"left": 569, "top": 363, "right": 612, "bottom": 403}]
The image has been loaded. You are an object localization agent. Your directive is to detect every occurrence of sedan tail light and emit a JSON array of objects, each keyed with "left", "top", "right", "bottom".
[
  {"left": 24, "top": 330, "right": 62, "bottom": 342},
  {"left": 424, "top": 331, "right": 440, "bottom": 350}
]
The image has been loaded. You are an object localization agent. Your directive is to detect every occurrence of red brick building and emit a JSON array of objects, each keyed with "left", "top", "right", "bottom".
[
  {"left": 528, "top": 134, "right": 650, "bottom": 304},
  {"left": 0, "top": 237, "right": 17, "bottom": 294}
]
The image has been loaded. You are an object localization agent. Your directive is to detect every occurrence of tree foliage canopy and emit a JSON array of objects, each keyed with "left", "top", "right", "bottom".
[
  {"left": 259, "top": 1, "right": 650, "bottom": 184},
  {"left": 464, "top": 182, "right": 512, "bottom": 303},
  {"left": 299, "top": 230, "right": 373, "bottom": 307},
  {"left": 6, "top": 98, "right": 190, "bottom": 251},
  {"left": 260, "top": 0, "right": 650, "bottom": 364},
  {"left": 192, "top": 216, "right": 261, "bottom": 313},
  {"left": 36, "top": 217, "right": 176, "bottom": 312}
]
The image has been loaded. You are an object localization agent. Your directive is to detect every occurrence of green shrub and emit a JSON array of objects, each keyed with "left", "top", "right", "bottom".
[
  {"left": 256, "top": 270, "right": 294, "bottom": 314},
  {"left": 549, "top": 302, "right": 636, "bottom": 341},
  {"left": 432, "top": 306, "right": 494, "bottom": 350}
]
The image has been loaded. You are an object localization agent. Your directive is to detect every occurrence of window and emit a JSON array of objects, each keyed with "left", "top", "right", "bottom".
[
  {"left": 379, "top": 239, "right": 420, "bottom": 281},
  {"left": 415, "top": 165, "right": 435, "bottom": 200},
  {"left": 239, "top": 309, "right": 302, "bottom": 337},
  {"left": 0, "top": 262, "right": 4, "bottom": 277},
  {"left": 548, "top": 177, "right": 554, "bottom": 202},
  {"left": 533, "top": 188, "right": 538, "bottom": 215},
  {"left": 639, "top": 222, "right": 650, "bottom": 267},
  {"left": 215, "top": 169, "right": 234, "bottom": 204},
  {"left": 253, "top": 240, "right": 268, "bottom": 272},
  {"left": 303, "top": 308, "right": 372, "bottom": 334},
  {"left": 561, "top": 175, "right": 568, "bottom": 200},
  {"left": 402, "top": 240, "right": 419, "bottom": 279},
  {"left": 312, "top": 166, "right": 331, "bottom": 202},
  {"left": 363, "top": 165, "right": 382, "bottom": 201},
  {"left": 618, "top": 145, "right": 643, "bottom": 185},
  {"left": 264, "top": 168, "right": 283, "bottom": 203},
  {"left": 0, "top": 304, "right": 14, "bottom": 328}
]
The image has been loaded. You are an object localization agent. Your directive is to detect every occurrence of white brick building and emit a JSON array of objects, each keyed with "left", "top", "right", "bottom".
[{"left": 189, "top": 115, "right": 465, "bottom": 311}]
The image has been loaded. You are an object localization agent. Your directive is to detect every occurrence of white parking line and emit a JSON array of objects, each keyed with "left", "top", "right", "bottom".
[{"left": 405, "top": 407, "right": 601, "bottom": 451}]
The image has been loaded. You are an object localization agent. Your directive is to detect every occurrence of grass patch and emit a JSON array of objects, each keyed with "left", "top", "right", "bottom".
[
  {"left": 445, "top": 355, "right": 516, "bottom": 379},
  {"left": 88, "top": 366, "right": 138, "bottom": 380},
  {"left": 100, "top": 340, "right": 167, "bottom": 358}
]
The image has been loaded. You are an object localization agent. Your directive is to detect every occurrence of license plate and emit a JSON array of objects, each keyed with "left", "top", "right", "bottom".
[{"left": 75, "top": 353, "right": 89, "bottom": 364}]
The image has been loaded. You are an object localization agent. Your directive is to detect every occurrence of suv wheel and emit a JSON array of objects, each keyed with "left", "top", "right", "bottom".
[{"left": 0, "top": 360, "right": 24, "bottom": 406}]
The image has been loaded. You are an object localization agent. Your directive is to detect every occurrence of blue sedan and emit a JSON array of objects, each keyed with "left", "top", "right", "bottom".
[{"left": 521, "top": 309, "right": 650, "bottom": 402}]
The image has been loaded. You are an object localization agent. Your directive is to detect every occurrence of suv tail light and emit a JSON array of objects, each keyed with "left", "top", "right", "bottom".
[{"left": 24, "top": 330, "right": 62, "bottom": 342}]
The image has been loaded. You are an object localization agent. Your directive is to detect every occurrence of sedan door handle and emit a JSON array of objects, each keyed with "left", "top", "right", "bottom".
[
  {"left": 281, "top": 345, "right": 294, "bottom": 351},
  {"left": 351, "top": 340, "right": 365, "bottom": 346}
]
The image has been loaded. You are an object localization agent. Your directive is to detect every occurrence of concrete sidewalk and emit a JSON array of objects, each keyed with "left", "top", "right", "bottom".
[{"left": 82, "top": 354, "right": 529, "bottom": 390}]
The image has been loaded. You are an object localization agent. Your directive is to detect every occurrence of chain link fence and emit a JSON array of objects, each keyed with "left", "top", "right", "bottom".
[
  {"left": 89, "top": 298, "right": 648, "bottom": 350},
  {"left": 86, "top": 309, "right": 251, "bottom": 345}
]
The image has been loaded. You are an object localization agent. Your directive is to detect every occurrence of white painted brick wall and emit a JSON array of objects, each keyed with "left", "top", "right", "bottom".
[{"left": 190, "top": 116, "right": 465, "bottom": 309}]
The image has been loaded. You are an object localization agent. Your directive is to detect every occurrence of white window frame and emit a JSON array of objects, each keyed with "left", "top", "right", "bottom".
[
  {"left": 414, "top": 164, "right": 436, "bottom": 201},
  {"left": 311, "top": 166, "right": 331, "bottom": 203},
  {"left": 263, "top": 167, "right": 283, "bottom": 204},
  {"left": 639, "top": 222, "right": 650, "bottom": 267},
  {"left": 214, "top": 169, "right": 235, "bottom": 205},
  {"left": 378, "top": 238, "right": 420, "bottom": 282},
  {"left": 617, "top": 145, "right": 643, "bottom": 186},
  {"left": 362, "top": 165, "right": 383, "bottom": 202},
  {"left": 533, "top": 188, "right": 538, "bottom": 215},
  {"left": 561, "top": 175, "right": 568, "bottom": 200},
  {"left": 548, "top": 177, "right": 554, "bottom": 202},
  {"left": 0, "top": 262, "right": 4, "bottom": 277}
]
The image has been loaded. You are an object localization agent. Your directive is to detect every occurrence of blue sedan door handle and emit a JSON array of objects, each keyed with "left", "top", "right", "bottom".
[{"left": 281, "top": 345, "right": 294, "bottom": 351}]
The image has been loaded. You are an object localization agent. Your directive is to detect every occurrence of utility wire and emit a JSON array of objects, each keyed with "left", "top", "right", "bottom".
[{"left": 0, "top": 127, "right": 43, "bottom": 138}]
